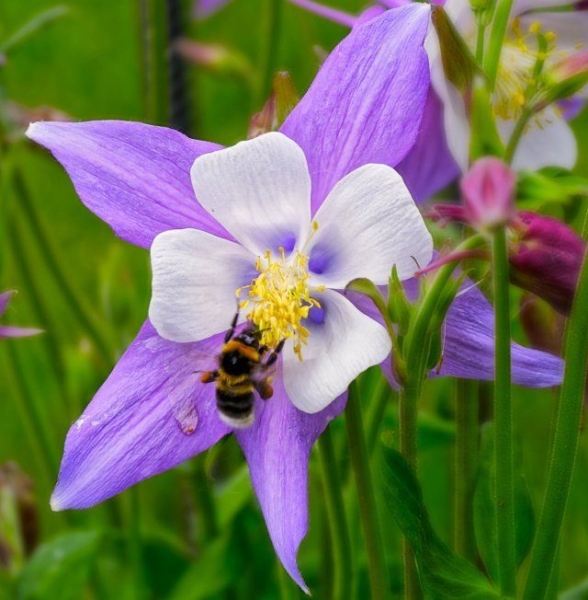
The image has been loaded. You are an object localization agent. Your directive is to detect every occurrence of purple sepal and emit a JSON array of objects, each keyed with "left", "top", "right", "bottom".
[
  {"left": 235, "top": 374, "right": 346, "bottom": 591},
  {"left": 346, "top": 281, "right": 563, "bottom": 388},
  {"left": 396, "top": 90, "right": 460, "bottom": 204},
  {"left": 0, "top": 291, "right": 42, "bottom": 339},
  {"left": 26, "top": 121, "right": 229, "bottom": 249},
  {"left": 440, "top": 283, "right": 564, "bottom": 386},
  {"left": 0, "top": 291, "right": 12, "bottom": 317},
  {"left": 281, "top": 4, "right": 431, "bottom": 212},
  {"left": 51, "top": 321, "right": 231, "bottom": 510}
]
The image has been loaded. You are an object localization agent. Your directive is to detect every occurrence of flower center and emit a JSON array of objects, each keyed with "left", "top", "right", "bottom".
[
  {"left": 238, "top": 246, "right": 320, "bottom": 360},
  {"left": 492, "top": 19, "right": 557, "bottom": 121}
]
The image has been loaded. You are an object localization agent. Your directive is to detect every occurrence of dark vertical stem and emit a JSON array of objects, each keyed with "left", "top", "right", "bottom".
[{"left": 166, "top": 0, "right": 191, "bottom": 134}]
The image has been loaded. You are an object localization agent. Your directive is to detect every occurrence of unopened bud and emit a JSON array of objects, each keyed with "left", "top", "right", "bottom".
[
  {"left": 509, "top": 211, "right": 585, "bottom": 315},
  {"left": 461, "top": 157, "right": 516, "bottom": 230},
  {"left": 248, "top": 72, "right": 299, "bottom": 138},
  {"left": 174, "top": 39, "right": 251, "bottom": 80}
]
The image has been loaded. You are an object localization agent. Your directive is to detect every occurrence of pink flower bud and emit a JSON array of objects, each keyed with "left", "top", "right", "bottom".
[
  {"left": 509, "top": 211, "right": 585, "bottom": 315},
  {"left": 460, "top": 157, "right": 516, "bottom": 230}
]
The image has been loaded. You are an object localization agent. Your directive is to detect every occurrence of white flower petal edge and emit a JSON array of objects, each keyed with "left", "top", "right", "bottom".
[
  {"left": 499, "top": 106, "right": 578, "bottom": 171},
  {"left": 149, "top": 229, "right": 256, "bottom": 342},
  {"left": 282, "top": 289, "right": 391, "bottom": 414},
  {"left": 191, "top": 132, "right": 312, "bottom": 256},
  {"left": 307, "top": 164, "right": 433, "bottom": 288}
]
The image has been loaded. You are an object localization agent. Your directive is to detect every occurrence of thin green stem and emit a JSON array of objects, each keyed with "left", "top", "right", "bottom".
[
  {"left": 2, "top": 344, "right": 58, "bottom": 490},
  {"left": 318, "top": 424, "right": 353, "bottom": 600},
  {"left": 503, "top": 107, "right": 533, "bottom": 165},
  {"left": 13, "top": 168, "right": 116, "bottom": 365},
  {"left": 453, "top": 379, "right": 479, "bottom": 561},
  {"left": 193, "top": 456, "right": 219, "bottom": 543},
  {"left": 345, "top": 381, "right": 388, "bottom": 600},
  {"left": 491, "top": 227, "right": 516, "bottom": 597},
  {"left": 399, "top": 378, "right": 422, "bottom": 600},
  {"left": 522, "top": 247, "right": 588, "bottom": 599},
  {"left": 484, "top": 0, "right": 514, "bottom": 88},
  {"left": 258, "top": 0, "right": 282, "bottom": 104},
  {"left": 475, "top": 19, "right": 486, "bottom": 64}
]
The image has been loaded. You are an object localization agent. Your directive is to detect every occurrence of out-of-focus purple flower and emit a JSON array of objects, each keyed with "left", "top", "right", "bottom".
[
  {"left": 460, "top": 157, "right": 516, "bottom": 230},
  {"left": 25, "top": 4, "right": 563, "bottom": 590},
  {"left": 193, "top": 0, "right": 232, "bottom": 20},
  {"left": 0, "top": 292, "right": 42, "bottom": 339},
  {"left": 510, "top": 211, "right": 585, "bottom": 315}
]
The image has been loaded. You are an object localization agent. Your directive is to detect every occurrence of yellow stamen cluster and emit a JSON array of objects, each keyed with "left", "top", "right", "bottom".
[
  {"left": 239, "top": 247, "right": 320, "bottom": 360},
  {"left": 493, "top": 19, "right": 557, "bottom": 121}
]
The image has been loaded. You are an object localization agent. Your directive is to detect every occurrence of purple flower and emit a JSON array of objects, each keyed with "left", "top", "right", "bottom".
[
  {"left": 25, "top": 4, "right": 563, "bottom": 590},
  {"left": 193, "top": 0, "right": 232, "bottom": 20},
  {"left": 0, "top": 291, "right": 42, "bottom": 339}
]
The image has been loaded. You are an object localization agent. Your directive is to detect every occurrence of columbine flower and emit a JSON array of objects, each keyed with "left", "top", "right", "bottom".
[
  {"left": 0, "top": 291, "right": 42, "bottom": 339},
  {"left": 148, "top": 131, "right": 432, "bottom": 414},
  {"left": 25, "top": 4, "right": 563, "bottom": 590},
  {"left": 427, "top": 0, "right": 588, "bottom": 172}
]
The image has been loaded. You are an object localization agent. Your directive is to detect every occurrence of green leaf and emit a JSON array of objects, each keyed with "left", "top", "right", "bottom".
[
  {"left": 473, "top": 425, "right": 536, "bottom": 584},
  {"left": 560, "top": 576, "right": 588, "bottom": 600},
  {"left": 431, "top": 6, "right": 477, "bottom": 93},
  {"left": 380, "top": 444, "right": 499, "bottom": 599},
  {"left": 17, "top": 531, "right": 101, "bottom": 600}
]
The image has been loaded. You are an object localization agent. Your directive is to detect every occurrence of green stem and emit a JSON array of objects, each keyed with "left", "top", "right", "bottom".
[
  {"left": 484, "top": 0, "right": 514, "bottom": 88},
  {"left": 345, "top": 381, "right": 388, "bottom": 600},
  {"left": 453, "top": 379, "right": 479, "bottom": 561},
  {"left": 140, "top": 0, "right": 169, "bottom": 125},
  {"left": 405, "top": 235, "right": 484, "bottom": 371},
  {"left": 258, "top": 0, "right": 282, "bottom": 104},
  {"left": 193, "top": 455, "right": 219, "bottom": 543},
  {"left": 475, "top": 19, "right": 486, "bottom": 64},
  {"left": 2, "top": 344, "right": 58, "bottom": 490},
  {"left": 367, "top": 376, "right": 394, "bottom": 455},
  {"left": 522, "top": 246, "right": 588, "bottom": 599},
  {"left": 491, "top": 227, "right": 516, "bottom": 597},
  {"left": 399, "top": 378, "right": 422, "bottom": 600},
  {"left": 13, "top": 168, "right": 116, "bottom": 365},
  {"left": 503, "top": 107, "right": 533, "bottom": 165},
  {"left": 318, "top": 424, "right": 353, "bottom": 600}
]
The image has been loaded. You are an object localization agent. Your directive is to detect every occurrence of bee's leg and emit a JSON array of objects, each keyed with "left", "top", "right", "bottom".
[
  {"left": 265, "top": 339, "right": 285, "bottom": 367},
  {"left": 254, "top": 379, "right": 274, "bottom": 400},
  {"left": 224, "top": 308, "right": 240, "bottom": 343},
  {"left": 200, "top": 370, "right": 219, "bottom": 384}
]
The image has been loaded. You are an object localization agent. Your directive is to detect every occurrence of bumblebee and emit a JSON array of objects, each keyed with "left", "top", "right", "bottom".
[{"left": 201, "top": 312, "right": 285, "bottom": 428}]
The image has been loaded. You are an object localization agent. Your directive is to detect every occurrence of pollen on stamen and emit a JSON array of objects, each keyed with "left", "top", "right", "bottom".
[{"left": 241, "top": 244, "right": 320, "bottom": 360}]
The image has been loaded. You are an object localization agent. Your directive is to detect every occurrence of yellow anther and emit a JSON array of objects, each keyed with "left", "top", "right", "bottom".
[{"left": 241, "top": 246, "right": 320, "bottom": 360}]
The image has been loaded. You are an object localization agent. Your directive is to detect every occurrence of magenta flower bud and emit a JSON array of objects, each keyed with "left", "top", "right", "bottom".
[
  {"left": 460, "top": 157, "right": 516, "bottom": 230},
  {"left": 509, "top": 212, "right": 585, "bottom": 315}
]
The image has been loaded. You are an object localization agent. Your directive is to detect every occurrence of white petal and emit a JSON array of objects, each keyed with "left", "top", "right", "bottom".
[
  {"left": 425, "top": 22, "right": 470, "bottom": 174},
  {"left": 149, "top": 229, "right": 256, "bottom": 342},
  {"left": 282, "top": 290, "right": 391, "bottom": 413},
  {"left": 306, "top": 164, "right": 433, "bottom": 288},
  {"left": 191, "top": 132, "right": 311, "bottom": 255},
  {"left": 498, "top": 107, "right": 578, "bottom": 171}
]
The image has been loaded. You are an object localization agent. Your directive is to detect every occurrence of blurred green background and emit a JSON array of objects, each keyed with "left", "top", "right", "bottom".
[{"left": 1, "top": 1, "right": 588, "bottom": 598}]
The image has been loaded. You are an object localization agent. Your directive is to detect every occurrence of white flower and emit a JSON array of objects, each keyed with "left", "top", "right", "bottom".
[
  {"left": 149, "top": 132, "right": 433, "bottom": 413},
  {"left": 426, "top": 0, "right": 587, "bottom": 172}
]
